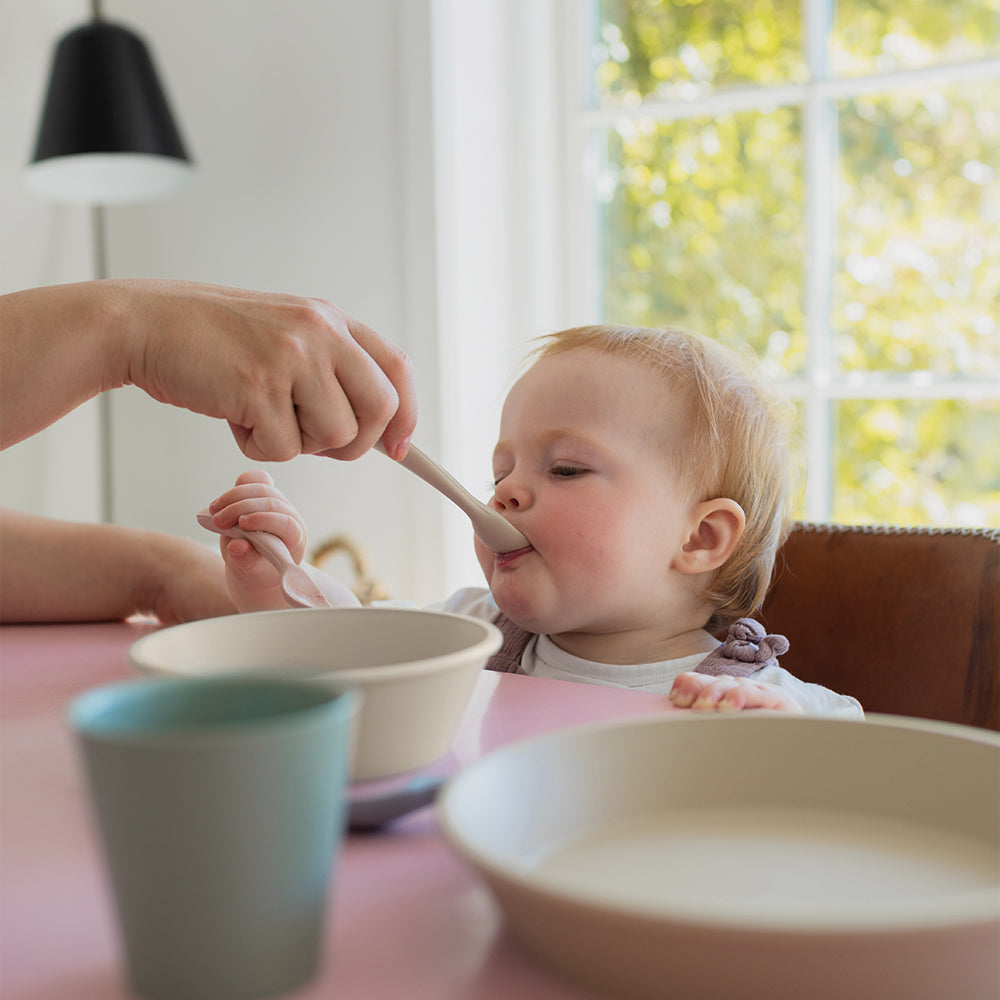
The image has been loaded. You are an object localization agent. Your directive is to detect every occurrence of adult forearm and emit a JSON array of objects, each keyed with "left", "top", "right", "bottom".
[
  {"left": 1, "top": 277, "right": 417, "bottom": 462},
  {"left": 1, "top": 509, "right": 154, "bottom": 622},
  {"left": 0, "top": 281, "right": 128, "bottom": 449},
  {"left": 0, "top": 508, "right": 235, "bottom": 624}
]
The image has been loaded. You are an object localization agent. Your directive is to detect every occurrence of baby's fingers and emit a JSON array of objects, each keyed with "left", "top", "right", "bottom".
[
  {"left": 669, "top": 672, "right": 743, "bottom": 709},
  {"left": 208, "top": 472, "right": 277, "bottom": 518},
  {"left": 669, "top": 672, "right": 803, "bottom": 714},
  {"left": 668, "top": 671, "right": 713, "bottom": 708},
  {"left": 691, "top": 676, "right": 747, "bottom": 712},
  {"left": 232, "top": 509, "right": 307, "bottom": 557},
  {"left": 222, "top": 536, "right": 257, "bottom": 571}
]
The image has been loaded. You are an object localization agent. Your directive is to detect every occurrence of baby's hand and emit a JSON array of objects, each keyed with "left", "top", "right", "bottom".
[
  {"left": 669, "top": 672, "right": 804, "bottom": 714},
  {"left": 206, "top": 470, "right": 309, "bottom": 612}
]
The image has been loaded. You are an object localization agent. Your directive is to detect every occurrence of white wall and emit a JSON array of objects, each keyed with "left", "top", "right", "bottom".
[
  {"left": 1, "top": 0, "right": 449, "bottom": 604},
  {"left": 1, "top": 0, "right": 102, "bottom": 522},
  {"left": 1, "top": 0, "right": 569, "bottom": 606},
  {"left": 103, "top": 0, "right": 449, "bottom": 605}
]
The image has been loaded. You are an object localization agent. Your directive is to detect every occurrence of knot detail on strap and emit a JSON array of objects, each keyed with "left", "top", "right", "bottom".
[
  {"left": 696, "top": 618, "right": 790, "bottom": 677},
  {"left": 485, "top": 613, "right": 532, "bottom": 674}
]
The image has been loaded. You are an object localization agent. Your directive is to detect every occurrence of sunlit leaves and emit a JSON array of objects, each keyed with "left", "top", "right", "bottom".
[
  {"left": 834, "top": 0, "right": 1000, "bottom": 75},
  {"left": 836, "top": 84, "right": 1000, "bottom": 376},
  {"left": 600, "top": 108, "right": 805, "bottom": 376},
  {"left": 589, "top": 0, "right": 1000, "bottom": 526},
  {"left": 592, "top": 0, "right": 806, "bottom": 104},
  {"left": 836, "top": 400, "right": 1000, "bottom": 525}
]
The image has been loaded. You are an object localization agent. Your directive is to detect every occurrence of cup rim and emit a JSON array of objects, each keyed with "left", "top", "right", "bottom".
[{"left": 70, "top": 676, "right": 357, "bottom": 747}]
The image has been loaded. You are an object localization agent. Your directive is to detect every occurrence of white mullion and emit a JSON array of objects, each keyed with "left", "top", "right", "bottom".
[
  {"left": 803, "top": 0, "right": 835, "bottom": 521},
  {"left": 579, "top": 56, "right": 1000, "bottom": 129},
  {"left": 562, "top": 0, "right": 601, "bottom": 325},
  {"left": 816, "top": 54, "right": 1000, "bottom": 99}
]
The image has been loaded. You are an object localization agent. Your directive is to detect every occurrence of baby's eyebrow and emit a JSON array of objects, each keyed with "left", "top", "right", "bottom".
[
  {"left": 536, "top": 428, "right": 608, "bottom": 453},
  {"left": 491, "top": 442, "right": 514, "bottom": 466},
  {"left": 492, "top": 429, "right": 607, "bottom": 464}
]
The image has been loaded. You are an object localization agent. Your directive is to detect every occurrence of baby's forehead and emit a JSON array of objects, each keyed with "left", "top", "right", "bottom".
[
  {"left": 501, "top": 350, "right": 695, "bottom": 447},
  {"left": 514, "top": 346, "right": 665, "bottom": 391},
  {"left": 511, "top": 348, "right": 688, "bottom": 412}
]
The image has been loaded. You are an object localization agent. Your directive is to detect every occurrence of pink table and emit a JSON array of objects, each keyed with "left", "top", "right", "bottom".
[{"left": 0, "top": 620, "right": 674, "bottom": 1000}]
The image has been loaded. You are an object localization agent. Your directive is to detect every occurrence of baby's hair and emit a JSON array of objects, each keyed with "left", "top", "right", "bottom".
[{"left": 528, "top": 325, "right": 801, "bottom": 630}]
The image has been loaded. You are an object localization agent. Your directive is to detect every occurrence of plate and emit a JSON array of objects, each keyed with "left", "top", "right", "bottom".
[{"left": 438, "top": 713, "right": 1000, "bottom": 1000}]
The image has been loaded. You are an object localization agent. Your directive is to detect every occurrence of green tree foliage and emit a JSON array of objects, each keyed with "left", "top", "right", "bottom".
[
  {"left": 591, "top": 0, "right": 1000, "bottom": 526},
  {"left": 837, "top": 84, "right": 999, "bottom": 376}
]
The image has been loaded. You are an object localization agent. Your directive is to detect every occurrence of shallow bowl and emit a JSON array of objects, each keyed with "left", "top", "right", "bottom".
[
  {"left": 439, "top": 713, "right": 1000, "bottom": 1000},
  {"left": 129, "top": 607, "right": 500, "bottom": 781}
]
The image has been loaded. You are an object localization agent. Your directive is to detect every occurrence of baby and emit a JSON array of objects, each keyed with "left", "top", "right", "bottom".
[{"left": 207, "top": 325, "right": 862, "bottom": 717}]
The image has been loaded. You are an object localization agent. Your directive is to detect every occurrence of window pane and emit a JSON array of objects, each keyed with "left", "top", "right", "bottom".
[
  {"left": 835, "top": 82, "right": 1000, "bottom": 376},
  {"left": 834, "top": 399, "right": 1000, "bottom": 525},
  {"left": 834, "top": 0, "right": 1000, "bottom": 77},
  {"left": 591, "top": 0, "right": 806, "bottom": 107},
  {"left": 596, "top": 108, "right": 805, "bottom": 374}
]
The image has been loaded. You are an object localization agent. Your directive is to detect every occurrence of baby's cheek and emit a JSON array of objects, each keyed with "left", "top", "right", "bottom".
[{"left": 473, "top": 537, "right": 494, "bottom": 584}]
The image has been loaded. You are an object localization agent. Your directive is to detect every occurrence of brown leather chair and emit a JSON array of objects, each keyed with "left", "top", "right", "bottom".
[{"left": 760, "top": 523, "right": 1000, "bottom": 731}]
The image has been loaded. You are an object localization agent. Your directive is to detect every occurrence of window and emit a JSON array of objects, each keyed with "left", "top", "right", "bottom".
[{"left": 568, "top": 0, "right": 1000, "bottom": 526}]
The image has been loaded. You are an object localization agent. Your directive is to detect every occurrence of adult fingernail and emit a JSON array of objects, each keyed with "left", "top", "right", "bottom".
[{"left": 389, "top": 436, "right": 412, "bottom": 461}]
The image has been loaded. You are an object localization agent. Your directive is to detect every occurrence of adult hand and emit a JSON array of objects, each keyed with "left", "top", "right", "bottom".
[
  {"left": 0, "top": 279, "right": 417, "bottom": 462},
  {"left": 126, "top": 281, "right": 417, "bottom": 461}
]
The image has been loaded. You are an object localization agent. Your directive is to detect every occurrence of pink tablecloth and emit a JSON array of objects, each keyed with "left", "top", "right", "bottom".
[{"left": 0, "top": 620, "right": 672, "bottom": 999}]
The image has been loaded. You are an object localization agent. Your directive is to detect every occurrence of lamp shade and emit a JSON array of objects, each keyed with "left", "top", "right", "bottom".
[{"left": 25, "top": 20, "right": 193, "bottom": 204}]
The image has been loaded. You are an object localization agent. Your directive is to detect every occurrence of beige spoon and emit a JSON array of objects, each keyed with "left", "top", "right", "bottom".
[
  {"left": 378, "top": 442, "right": 528, "bottom": 553},
  {"left": 196, "top": 510, "right": 359, "bottom": 609}
]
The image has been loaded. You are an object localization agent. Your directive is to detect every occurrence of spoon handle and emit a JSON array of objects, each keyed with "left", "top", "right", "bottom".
[{"left": 378, "top": 442, "right": 528, "bottom": 553}]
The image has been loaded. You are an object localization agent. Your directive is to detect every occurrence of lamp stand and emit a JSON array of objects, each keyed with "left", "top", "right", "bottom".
[
  {"left": 92, "top": 203, "right": 114, "bottom": 523},
  {"left": 27, "top": 0, "right": 193, "bottom": 524}
]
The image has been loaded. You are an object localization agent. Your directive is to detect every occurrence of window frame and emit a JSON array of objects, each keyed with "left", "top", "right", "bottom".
[{"left": 560, "top": 0, "right": 1000, "bottom": 521}]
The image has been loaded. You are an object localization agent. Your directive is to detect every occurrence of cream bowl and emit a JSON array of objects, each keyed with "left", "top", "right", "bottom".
[
  {"left": 129, "top": 607, "right": 501, "bottom": 781},
  {"left": 439, "top": 713, "right": 1000, "bottom": 1000}
]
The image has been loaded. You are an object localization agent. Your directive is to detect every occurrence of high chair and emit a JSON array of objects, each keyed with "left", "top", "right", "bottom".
[{"left": 760, "top": 523, "right": 1000, "bottom": 731}]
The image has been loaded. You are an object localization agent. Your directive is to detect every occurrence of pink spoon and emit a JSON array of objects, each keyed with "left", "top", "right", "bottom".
[{"left": 196, "top": 510, "right": 359, "bottom": 609}]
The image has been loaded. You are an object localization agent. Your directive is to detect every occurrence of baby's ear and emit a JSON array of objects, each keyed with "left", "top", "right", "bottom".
[{"left": 674, "top": 499, "right": 745, "bottom": 575}]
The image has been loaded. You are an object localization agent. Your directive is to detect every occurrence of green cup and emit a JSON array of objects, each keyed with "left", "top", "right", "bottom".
[{"left": 70, "top": 677, "right": 356, "bottom": 1000}]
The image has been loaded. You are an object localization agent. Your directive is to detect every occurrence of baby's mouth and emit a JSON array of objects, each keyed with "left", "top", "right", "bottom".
[{"left": 494, "top": 544, "right": 533, "bottom": 568}]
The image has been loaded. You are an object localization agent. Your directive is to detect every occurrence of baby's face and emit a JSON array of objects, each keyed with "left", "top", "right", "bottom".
[{"left": 477, "top": 348, "right": 703, "bottom": 655}]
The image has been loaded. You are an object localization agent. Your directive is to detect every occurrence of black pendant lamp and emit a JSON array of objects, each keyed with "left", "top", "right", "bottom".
[{"left": 25, "top": 4, "right": 193, "bottom": 205}]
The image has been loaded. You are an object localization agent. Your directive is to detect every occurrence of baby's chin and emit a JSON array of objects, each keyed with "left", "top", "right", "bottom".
[
  {"left": 490, "top": 592, "right": 562, "bottom": 637},
  {"left": 489, "top": 589, "right": 538, "bottom": 629}
]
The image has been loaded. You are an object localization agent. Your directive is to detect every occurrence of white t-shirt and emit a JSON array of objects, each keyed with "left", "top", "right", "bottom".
[{"left": 430, "top": 587, "right": 864, "bottom": 720}]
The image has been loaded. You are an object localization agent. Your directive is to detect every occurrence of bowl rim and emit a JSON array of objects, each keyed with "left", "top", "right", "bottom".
[
  {"left": 128, "top": 606, "right": 503, "bottom": 683},
  {"left": 438, "top": 712, "right": 1000, "bottom": 935}
]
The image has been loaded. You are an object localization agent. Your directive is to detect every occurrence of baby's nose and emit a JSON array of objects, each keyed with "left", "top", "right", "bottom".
[{"left": 492, "top": 477, "right": 528, "bottom": 511}]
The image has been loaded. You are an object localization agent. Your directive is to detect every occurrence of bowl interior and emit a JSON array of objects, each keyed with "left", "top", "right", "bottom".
[{"left": 440, "top": 713, "right": 1000, "bottom": 931}]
